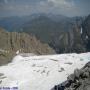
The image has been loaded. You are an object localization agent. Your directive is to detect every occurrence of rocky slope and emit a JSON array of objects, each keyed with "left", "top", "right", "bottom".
[
  {"left": 0, "top": 52, "right": 90, "bottom": 90},
  {"left": 50, "top": 15, "right": 90, "bottom": 53},
  {"left": 50, "top": 24, "right": 85, "bottom": 53},
  {"left": 0, "top": 27, "right": 55, "bottom": 65},
  {"left": 82, "top": 15, "right": 90, "bottom": 51},
  {"left": 52, "top": 62, "right": 90, "bottom": 90}
]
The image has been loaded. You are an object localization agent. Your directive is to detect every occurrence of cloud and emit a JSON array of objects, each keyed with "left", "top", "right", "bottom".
[
  {"left": 0, "top": 0, "right": 8, "bottom": 4},
  {"left": 47, "top": 0, "right": 74, "bottom": 8},
  {"left": 4, "top": 0, "right": 8, "bottom": 4},
  {"left": 0, "top": 0, "right": 90, "bottom": 17},
  {"left": 38, "top": 0, "right": 78, "bottom": 16}
]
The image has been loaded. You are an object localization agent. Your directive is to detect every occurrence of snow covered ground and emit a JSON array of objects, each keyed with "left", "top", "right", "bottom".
[{"left": 0, "top": 53, "right": 90, "bottom": 90}]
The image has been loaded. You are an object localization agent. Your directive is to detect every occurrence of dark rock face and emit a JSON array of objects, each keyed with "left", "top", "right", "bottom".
[
  {"left": 52, "top": 62, "right": 90, "bottom": 90},
  {"left": 50, "top": 24, "right": 85, "bottom": 53},
  {"left": 82, "top": 15, "right": 90, "bottom": 52},
  {"left": 50, "top": 15, "right": 90, "bottom": 53}
]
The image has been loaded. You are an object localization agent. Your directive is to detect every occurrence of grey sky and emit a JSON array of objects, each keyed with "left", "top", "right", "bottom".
[{"left": 0, "top": 0, "right": 90, "bottom": 17}]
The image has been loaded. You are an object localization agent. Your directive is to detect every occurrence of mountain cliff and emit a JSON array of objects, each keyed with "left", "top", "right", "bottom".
[
  {"left": 50, "top": 15, "right": 90, "bottom": 53},
  {"left": 82, "top": 15, "right": 90, "bottom": 51},
  {"left": 50, "top": 24, "right": 85, "bottom": 53},
  {"left": 0, "top": 14, "right": 89, "bottom": 54},
  {"left": 0, "top": 27, "right": 55, "bottom": 65}
]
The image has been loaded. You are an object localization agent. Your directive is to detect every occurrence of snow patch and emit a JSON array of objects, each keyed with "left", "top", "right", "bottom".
[
  {"left": 0, "top": 53, "right": 90, "bottom": 90},
  {"left": 80, "top": 27, "right": 83, "bottom": 34}
]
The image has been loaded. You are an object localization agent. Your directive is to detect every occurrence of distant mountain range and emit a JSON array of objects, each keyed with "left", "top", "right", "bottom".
[
  {"left": 0, "top": 13, "right": 89, "bottom": 54},
  {"left": 0, "top": 14, "right": 84, "bottom": 43}
]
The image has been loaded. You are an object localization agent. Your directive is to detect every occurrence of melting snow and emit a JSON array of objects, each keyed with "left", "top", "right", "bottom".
[
  {"left": 86, "top": 35, "right": 88, "bottom": 39},
  {"left": 80, "top": 27, "right": 83, "bottom": 34},
  {"left": 0, "top": 53, "right": 90, "bottom": 90}
]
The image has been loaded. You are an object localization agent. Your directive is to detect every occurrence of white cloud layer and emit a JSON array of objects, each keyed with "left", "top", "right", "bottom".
[
  {"left": 0, "top": 0, "right": 90, "bottom": 17},
  {"left": 48, "top": 0, "right": 74, "bottom": 8}
]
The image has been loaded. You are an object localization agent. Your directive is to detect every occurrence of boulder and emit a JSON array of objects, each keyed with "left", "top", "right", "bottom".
[{"left": 52, "top": 62, "right": 90, "bottom": 90}]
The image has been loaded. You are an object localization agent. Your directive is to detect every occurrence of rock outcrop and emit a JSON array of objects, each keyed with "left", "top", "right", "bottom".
[
  {"left": 52, "top": 62, "right": 90, "bottom": 90},
  {"left": 50, "top": 14, "right": 90, "bottom": 53},
  {"left": 50, "top": 24, "right": 85, "bottom": 53},
  {"left": 0, "top": 27, "right": 55, "bottom": 65},
  {"left": 82, "top": 15, "right": 90, "bottom": 51}
]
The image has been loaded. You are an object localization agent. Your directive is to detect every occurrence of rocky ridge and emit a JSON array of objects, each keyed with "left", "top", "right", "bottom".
[
  {"left": 0, "top": 27, "right": 55, "bottom": 65},
  {"left": 52, "top": 62, "right": 90, "bottom": 90}
]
